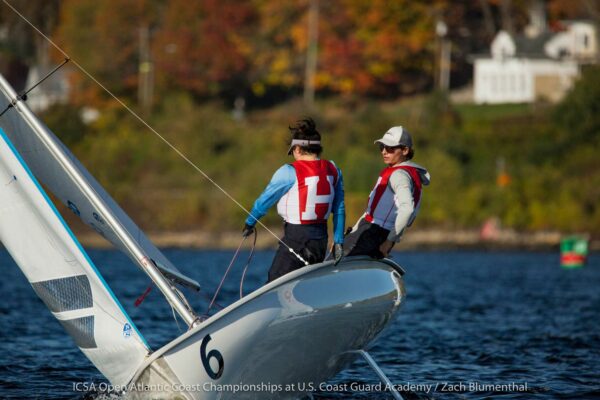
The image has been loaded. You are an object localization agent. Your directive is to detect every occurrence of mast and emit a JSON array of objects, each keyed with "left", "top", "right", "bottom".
[{"left": 10, "top": 97, "right": 198, "bottom": 327}]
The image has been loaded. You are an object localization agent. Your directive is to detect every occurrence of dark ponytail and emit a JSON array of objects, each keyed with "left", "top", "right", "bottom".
[{"left": 289, "top": 117, "right": 322, "bottom": 156}]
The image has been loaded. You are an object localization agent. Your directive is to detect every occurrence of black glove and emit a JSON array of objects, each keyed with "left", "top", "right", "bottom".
[
  {"left": 333, "top": 243, "right": 343, "bottom": 265},
  {"left": 242, "top": 224, "right": 255, "bottom": 238}
]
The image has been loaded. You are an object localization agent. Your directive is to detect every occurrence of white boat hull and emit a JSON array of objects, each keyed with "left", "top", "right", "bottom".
[{"left": 130, "top": 256, "right": 406, "bottom": 399}]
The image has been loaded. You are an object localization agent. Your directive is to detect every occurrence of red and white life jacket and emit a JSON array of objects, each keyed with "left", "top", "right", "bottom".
[
  {"left": 364, "top": 165, "right": 422, "bottom": 231},
  {"left": 277, "top": 160, "right": 339, "bottom": 224}
]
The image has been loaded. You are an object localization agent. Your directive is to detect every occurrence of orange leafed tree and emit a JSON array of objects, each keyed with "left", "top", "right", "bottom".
[
  {"left": 153, "top": 0, "right": 256, "bottom": 97},
  {"left": 317, "top": 0, "right": 437, "bottom": 96},
  {"left": 54, "top": 0, "right": 517, "bottom": 103}
]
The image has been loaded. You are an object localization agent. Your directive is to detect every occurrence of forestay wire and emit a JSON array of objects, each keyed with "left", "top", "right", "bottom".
[{"left": 3, "top": 0, "right": 308, "bottom": 265}]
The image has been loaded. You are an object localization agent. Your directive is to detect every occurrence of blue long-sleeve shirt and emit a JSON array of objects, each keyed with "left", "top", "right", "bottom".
[{"left": 245, "top": 163, "right": 346, "bottom": 243}]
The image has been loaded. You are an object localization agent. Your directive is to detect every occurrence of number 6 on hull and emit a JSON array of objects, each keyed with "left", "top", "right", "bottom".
[{"left": 200, "top": 334, "right": 224, "bottom": 380}]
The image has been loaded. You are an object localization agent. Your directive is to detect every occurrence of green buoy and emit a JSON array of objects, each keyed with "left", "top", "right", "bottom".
[{"left": 560, "top": 236, "right": 588, "bottom": 268}]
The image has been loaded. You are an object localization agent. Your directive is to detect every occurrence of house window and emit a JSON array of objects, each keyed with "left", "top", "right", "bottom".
[{"left": 583, "top": 34, "right": 589, "bottom": 49}]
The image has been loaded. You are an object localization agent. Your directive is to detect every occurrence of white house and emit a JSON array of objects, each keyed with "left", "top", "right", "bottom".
[
  {"left": 545, "top": 21, "right": 598, "bottom": 62},
  {"left": 474, "top": 21, "right": 597, "bottom": 104}
]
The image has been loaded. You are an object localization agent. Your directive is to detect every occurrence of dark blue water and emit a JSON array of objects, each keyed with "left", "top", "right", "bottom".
[{"left": 1, "top": 249, "right": 599, "bottom": 399}]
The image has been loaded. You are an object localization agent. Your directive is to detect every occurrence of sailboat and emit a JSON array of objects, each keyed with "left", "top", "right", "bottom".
[{"left": 0, "top": 72, "right": 406, "bottom": 399}]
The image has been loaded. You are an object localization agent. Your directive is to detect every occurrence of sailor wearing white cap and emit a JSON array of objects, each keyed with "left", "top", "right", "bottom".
[{"left": 344, "top": 126, "right": 430, "bottom": 258}]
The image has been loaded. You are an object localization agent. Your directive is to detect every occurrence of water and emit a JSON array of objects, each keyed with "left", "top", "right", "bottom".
[{"left": 0, "top": 249, "right": 599, "bottom": 399}]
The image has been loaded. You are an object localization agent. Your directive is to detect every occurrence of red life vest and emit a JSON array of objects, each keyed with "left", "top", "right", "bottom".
[
  {"left": 364, "top": 165, "right": 422, "bottom": 230},
  {"left": 277, "top": 160, "right": 339, "bottom": 224}
]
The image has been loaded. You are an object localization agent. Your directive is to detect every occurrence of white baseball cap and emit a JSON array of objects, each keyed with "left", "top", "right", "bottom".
[{"left": 374, "top": 126, "right": 413, "bottom": 148}]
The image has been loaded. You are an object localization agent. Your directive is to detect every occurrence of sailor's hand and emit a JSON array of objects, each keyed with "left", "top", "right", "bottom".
[
  {"left": 242, "top": 224, "right": 255, "bottom": 238},
  {"left": 333, "top": 243, "right": 344, "bottom": 265},
  {"left": 379, "top": 240, "right": 394, "bottom": 258}
]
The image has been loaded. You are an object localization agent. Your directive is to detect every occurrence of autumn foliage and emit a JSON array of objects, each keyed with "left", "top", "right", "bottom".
[
  {"left": 52, "top": 0, "right": 446, "bottom": 105},
  {"left": 1, "top": 0, "right": 595, "bottom": 106}
]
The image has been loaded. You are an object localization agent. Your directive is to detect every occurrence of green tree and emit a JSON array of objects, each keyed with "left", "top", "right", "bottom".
[
  {"left": 555, "top": 66, "right": 600, "bottom": 150},
  {"left": 55, "top": 0, "right": 159, "bottom": 106}
]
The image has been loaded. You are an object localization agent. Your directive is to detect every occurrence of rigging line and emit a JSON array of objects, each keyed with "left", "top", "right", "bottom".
[
  {"left": 170, "top": 303, "right": 183, "bottom": 333},
  {"left": 0, "top": 58, "right": 70, "bottom": 118},
  {"left": 239, "top": 228, "right": 257, "bottom": 299},
  {"left": 2, "top": 0, "right": 308, "bottom": 265},
  {"left": 207, "top": 236, "right": 246, "bottom": 314},
  {"left": 21, "top": 58, "right": 70, "bottom": 100}
]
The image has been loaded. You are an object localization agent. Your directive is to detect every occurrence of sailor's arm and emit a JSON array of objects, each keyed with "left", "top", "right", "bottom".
[
  {"left": 245, "top": 165, "right": 295, "bottom": 227},
  {"left": 331, "top": 167, "right": 346, "bottom": 244},
  {"left": 386, "top": 170, "right": 415, "bottom": 243}
]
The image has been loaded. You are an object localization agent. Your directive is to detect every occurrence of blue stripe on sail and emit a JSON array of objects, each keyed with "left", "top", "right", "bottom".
[{"left": 0, "top": 127, "right": 150, "bottom": 350}]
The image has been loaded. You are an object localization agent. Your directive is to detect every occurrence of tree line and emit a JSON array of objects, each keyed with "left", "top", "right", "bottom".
[{"left": 1, "top": 0, "right": 595, "bottom": 107}]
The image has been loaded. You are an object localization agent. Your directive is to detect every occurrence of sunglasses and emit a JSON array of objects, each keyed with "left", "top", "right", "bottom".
[{"left": 378, "top": 144, "right": 402, "bottom": 153}]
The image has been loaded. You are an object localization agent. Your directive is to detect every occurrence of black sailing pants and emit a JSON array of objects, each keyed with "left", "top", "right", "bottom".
[
  {"left": 267, "top": 223, "right": 328, "bottom": 283},
  {"left": 343, "top": 218, "right": 390, "bottom": 259}
]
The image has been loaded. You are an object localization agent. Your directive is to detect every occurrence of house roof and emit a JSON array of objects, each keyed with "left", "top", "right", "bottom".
[{"left": 512, "top": 32, "right": 554, "bottom": 58}]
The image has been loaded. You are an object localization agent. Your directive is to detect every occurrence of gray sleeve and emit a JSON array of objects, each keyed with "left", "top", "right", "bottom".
[{"left": 386, "top": 170, "right": 414, "bottom": 242}]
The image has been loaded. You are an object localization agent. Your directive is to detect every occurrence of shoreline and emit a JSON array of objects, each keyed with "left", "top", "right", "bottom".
[{"left": 74, "top": 228, "right": 600, "bottom": 252}]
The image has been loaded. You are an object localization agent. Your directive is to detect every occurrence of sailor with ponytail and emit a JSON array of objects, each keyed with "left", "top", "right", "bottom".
[{"left": 243, "top": 118, "right": 345, "bottom": 282}]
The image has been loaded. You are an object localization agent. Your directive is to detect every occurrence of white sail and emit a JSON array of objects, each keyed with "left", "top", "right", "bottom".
[
  {"left": 0, "top": 127, "right": 149, "bottom": 385},
  {"left": 0, "top": 74, "right": 199, "bottom": 291}
]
